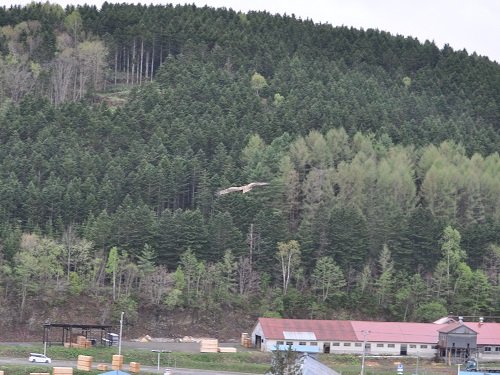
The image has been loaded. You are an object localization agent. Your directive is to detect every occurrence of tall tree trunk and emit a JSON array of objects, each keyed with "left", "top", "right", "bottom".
[
  {"left": 151, "top": 36, "right": 155, "bottom": 82},
  {"left": 126, "top": 48, "right": 130, "bottom": 85},
  {"left": 132, "top": 38, "right": 136, "bottom": 85},
  {"left": 159, "top": 35, "right": 163, "bottom": 65},
  {"left": 139, "top": 38, "right": 144, "bottom": 85},
  {"left": 20, "top": 283, "right": 27, "bottom": 321},
  {"left": 114, "top": 48, "right": 118, "bottom": 85}
]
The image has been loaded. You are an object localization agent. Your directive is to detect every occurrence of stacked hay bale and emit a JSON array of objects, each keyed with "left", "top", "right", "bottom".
[
  {"left": 129, "top": 362, "right": 140, "bottom": 373},
  {"left": 53, "top": 368, "right": 73, "bottom": 375},
  {"left": 112, "top": 354, "right": 124, "bottom": 370},
  {"left": 76, "top": 355, "right": 92, "bottom": 371},
  {"left": 200, "top": 339, "right": 218, "bottom": 353}
]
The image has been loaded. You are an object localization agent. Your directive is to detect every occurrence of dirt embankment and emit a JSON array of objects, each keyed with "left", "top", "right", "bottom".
[{"left": 0, "top": 295, "right": 257, "bottom": 342}]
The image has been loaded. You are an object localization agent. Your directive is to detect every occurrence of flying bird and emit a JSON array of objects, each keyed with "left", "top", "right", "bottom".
[{"left": 217, "top": 182, "right": 270, "bottom": 196}]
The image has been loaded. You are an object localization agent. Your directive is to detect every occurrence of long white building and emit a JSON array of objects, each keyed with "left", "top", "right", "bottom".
[{"left": 251, "top": 317, "right": 500, "bottom": 360}]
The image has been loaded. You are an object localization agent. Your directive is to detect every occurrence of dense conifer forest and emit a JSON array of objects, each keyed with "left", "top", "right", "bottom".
[{"left": 0, "top": 2, "right": 499, "bottom": 335}]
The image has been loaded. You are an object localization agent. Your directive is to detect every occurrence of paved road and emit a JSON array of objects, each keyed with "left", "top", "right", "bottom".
[{"left": 0, "top": 357, "right": 259, "bottom": 375}]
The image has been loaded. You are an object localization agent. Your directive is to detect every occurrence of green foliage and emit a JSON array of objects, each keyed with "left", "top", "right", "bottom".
[
  {"left": 112, "top": 296, "right": 139, "bottom": 324},
  {"left": 311, "top": 256, "right": 346, "bottom": 303},
  {"left": 68, "top": 271, "right": 84, "bottom": 295},
  {"left": 250, "top": 72, "right": 268, "bottom": 95},
  {"left": 414, "top": 302, "right": 448, "bottom": 322},
  {"left": 0, "top": 2, "right": 499, "bottom": 325},
  {"left": 263, "top": 310, "right": 282, "bottom": 318},
  {"left": 268, "top": 346, "right": 302, "bottom": 375}
]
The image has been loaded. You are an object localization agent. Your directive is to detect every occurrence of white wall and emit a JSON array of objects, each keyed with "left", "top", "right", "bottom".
[{"left": 256, "top": 337, "right": 438, "bottom": 358}]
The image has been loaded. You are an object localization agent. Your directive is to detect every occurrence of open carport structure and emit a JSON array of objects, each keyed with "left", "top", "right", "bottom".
[{"left": 43, "top": 323, "right": 113, "bottom": 347}]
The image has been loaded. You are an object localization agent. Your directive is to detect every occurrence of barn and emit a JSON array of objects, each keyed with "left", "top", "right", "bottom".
[{"left": 251, "top": 317, "right": 500, "bottom": 360}]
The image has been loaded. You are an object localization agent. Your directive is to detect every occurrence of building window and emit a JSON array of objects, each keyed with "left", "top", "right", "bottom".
[
  {"left": 377, "top": 344, "right": 384, "bottom": 348},
  {"left": 388, "top": 344, "right": 395, "bottom": 348},
  {"left": 343, "top": 343, "right": 351, "bottom": 346},
  {"left": 332, "top": 342, "right": 340, "bottom": 346},
  {"left": 355, "top": 343, "right": 362, "bottom": 347},
  {"left": 484, "top": 347, "right": 492, "bottom": 352},
  {"left": 409, "top": 345, "right": 417, "bottom": 349},
  {"left": 432, "top": 345, "right": 438, "bottom": 349},
  {"left": 277, "top": 341, "right": 284, "bottom": 345},
  {"left": 495, "top": 347, "right": 500, "bottom": 352},
  {"left": 286, "top": 341, "right": 293, "bottom": 346},
  {"left": 310, "top": 342, "right": 318, "bottom": 346},
  {"left": 420, "top": 345, "right": 428, "bottom": 349},
  {"left": 299, "top": 342, "right": 306, "bottom": 346}
]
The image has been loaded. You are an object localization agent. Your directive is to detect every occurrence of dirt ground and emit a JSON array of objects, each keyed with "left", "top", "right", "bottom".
[{"left": 122, "top": 339, "right": 253, "bottom": 353}]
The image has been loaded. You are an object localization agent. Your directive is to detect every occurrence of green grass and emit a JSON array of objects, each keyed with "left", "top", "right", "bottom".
[
  {"left": 318, "top": 354, "right": 456, "bottom": 375},
  {"left": 0, "top": 345, "right": 270, "bottom": 374},
  {"left": 0, "top": 345, "right": 463, "bottom": 374}
]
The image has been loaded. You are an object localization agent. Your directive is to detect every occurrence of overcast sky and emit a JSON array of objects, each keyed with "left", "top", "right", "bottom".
[{"left": 5, "top": 0, "right": 500, "bottom": 63}]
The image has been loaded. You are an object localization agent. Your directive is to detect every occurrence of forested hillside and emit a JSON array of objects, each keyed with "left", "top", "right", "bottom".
[{"left": 0, "top": 2, "right": 499, "bottom": 336}]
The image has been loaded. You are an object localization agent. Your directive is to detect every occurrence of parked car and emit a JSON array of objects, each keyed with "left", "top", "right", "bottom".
[{"left": 29, "top": 353, "right": 51, "bottom": 363}]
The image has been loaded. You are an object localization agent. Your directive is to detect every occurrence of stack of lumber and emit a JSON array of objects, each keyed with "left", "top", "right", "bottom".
[
  {"left": 218, "top": 347, "right": 237, "bottom": 353},
  {"left": 200, "top": 339, "right": 218, "bottom": 353},
  {"left": 0, "top": 370, "right": 4, "bottom": 375},
  {"left": 53, "top": 367, "right": 73, "bottom": 375},
  {"left": 64, "top": 336, "right": 92, "bottom": 348},
  {"left": 96, "top": 364, "right": 108, "bottom": 371},
  {"left": 112, "top": 354, "right": 124, "bottom": 370},
  {"left": 240, "top": 333, "right": 249, "bottom": 346},
  {"left": 76, "top": 336, "right": 92, "bottom": 348},
  {"left": 77, "top": 355, "right": 93, "bottom": 371},
  {"left": 129, "top": 362, "right": 140, "bottom": 373},
  {"left": 242, "top": 336, "right": 252, "bottom": 348}
]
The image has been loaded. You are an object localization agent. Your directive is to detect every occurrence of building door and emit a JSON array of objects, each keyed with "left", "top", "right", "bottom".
[
  {"left": 323, "top": 343, "right": 330, "bottom": 353},
  {"left": 400, "top": 344, "right": 407, "bottom": 355},
  {"left": 255, "top": 335, "right": 262, "bottom": 349}
]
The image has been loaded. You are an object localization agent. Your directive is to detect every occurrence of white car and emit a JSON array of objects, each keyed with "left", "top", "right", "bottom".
[{"left": 29, "top": 353, "right": 51, "bottom": 363}]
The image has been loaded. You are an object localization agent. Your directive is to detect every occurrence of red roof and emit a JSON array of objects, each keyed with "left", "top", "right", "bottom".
[
  {"left": 464, "top": 322, "right": 500, "bottom": 346},
  {"left": 257, "top": 318, "right": 500, "bottom": 345},
  {"left": 257, "top": 317, "right": 357, "bottom": 341},
  {"left": 350, "top": 321, "right": 441, "bottom": 343}
]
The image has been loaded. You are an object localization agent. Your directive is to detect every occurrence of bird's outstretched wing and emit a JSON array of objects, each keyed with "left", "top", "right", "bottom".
[
  {"left": 243, "top": 182, "right": 270, "bottom": 193},
  {"left": 217, "top": 182, "right": 269, "bottom": 195},
  {"left": 217, "top": 186, "right": 244, "bottom": 195}
]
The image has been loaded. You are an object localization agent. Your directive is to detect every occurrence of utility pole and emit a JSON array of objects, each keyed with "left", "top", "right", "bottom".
[
  {"left": 360, "top": 330, "right": 370, "bottom": 375},
  {"left": 152, "top": 350, "right": 170, "bottom": 371}
]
